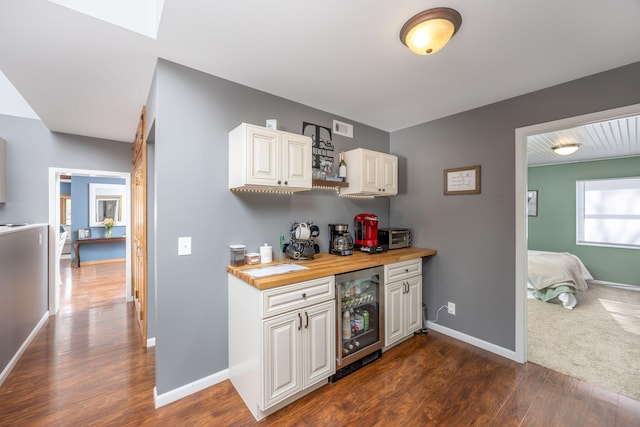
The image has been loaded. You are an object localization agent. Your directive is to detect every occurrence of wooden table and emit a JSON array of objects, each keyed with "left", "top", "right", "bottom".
[{"left": 73, "top": 236, "right": 126, "bottom": 267}]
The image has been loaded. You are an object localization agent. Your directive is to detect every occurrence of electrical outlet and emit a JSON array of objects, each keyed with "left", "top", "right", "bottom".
[{"left": 448, "top": 302, "right": 456, "bottom": 315}]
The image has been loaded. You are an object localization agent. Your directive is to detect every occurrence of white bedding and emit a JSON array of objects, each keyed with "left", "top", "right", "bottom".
[{"left": 527, "top": 251, "right": 594, "bottom": 309}]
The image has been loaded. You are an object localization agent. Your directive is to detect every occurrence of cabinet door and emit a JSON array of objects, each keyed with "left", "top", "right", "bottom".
[
  {"left": 379, "top": 153, "right": 398, "bottom": 195},
  {"left": 404, "top": 276, "right": 422, "bottom": 334},
  {"left": 361, "top": 150, "right": 381, "bottom": 193},
  {"left": 262, "top": 311, "right": 301, "bottom": 409},
  {"left": 281, "top": 133, "right": 312, "bottom": 189},
  {"left": 302, "top": 301, "right": 335, "bottom": 388},
  {"left": 246, "top": 125, "right": 279, "bottom": 185},
  {"left": 385, "top": 281, "right": 404, "bottom": 346}
]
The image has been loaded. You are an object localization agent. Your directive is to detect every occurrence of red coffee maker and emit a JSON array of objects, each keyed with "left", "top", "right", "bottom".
[{"left": 353, "top": 213, "right": 384, "bottom": 253}]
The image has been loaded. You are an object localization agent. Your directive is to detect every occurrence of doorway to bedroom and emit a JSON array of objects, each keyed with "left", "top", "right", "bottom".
[{"left": 516, "top": 103, "right": 640, "bottom": 401}]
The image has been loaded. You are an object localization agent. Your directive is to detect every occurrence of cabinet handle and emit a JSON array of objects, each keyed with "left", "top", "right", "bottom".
[
  {"left": 298, "top": 313, "right": 302, "bottom": 330},
  {"left": 305, "top": 312, "right": 309, "bottom": 329}
]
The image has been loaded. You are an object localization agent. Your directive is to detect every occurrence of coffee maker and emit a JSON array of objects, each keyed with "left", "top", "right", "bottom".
[
  {"left": 328, "top": 224, "right": 354, "bottom": 256},
  {"left": 354, "top": 213, "right": 384, "bottom": 254}
]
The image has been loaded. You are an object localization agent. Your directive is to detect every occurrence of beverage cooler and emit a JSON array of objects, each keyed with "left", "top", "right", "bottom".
[{"left": 333, "top": 266, "right": 384, "bottom": 380}]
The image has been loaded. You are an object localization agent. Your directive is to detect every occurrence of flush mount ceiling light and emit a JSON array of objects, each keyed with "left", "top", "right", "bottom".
[
  {"left": 551, "top": 143, "right": 581, "bottom": 155},
  {"left": 400, "top": 7, "right": 462, "bottom": 55}
]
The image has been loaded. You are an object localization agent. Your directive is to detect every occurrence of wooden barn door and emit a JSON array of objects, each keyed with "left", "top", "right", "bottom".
[{"left": 132, "top": 106, "right": 147, "bottom": 346}]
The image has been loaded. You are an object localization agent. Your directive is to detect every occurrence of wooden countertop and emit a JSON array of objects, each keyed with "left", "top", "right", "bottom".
[{"left": 227, "top": 247, "right": 437, "bottom": 290}]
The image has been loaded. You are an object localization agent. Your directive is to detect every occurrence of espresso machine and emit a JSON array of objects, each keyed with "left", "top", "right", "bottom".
[
  {"left": 354, "top": 213, "right": 384, "bottom": 254},
  {"left": 328, "top": 224, "right": 354, "bottom": 256}
]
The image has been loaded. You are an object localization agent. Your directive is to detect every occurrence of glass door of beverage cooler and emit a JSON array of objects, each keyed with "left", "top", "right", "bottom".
[{"left": 335, "top": 266, "right": 384, "bottom": 369}]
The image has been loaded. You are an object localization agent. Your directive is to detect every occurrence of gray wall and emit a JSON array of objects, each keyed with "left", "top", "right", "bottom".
[
  {"left": 0, "top": 225, "right": 48, "bottom": 378},
  {"left": 528, "top": 157, "right": 640, "bottom": 286},
  {"left": 390, "top": 61, "right": 640, "bottom": 350},
  {"left": 0, "top": 115, "right": 133, "bottom": 224},
  {"left": 152, "top": 59, "right": 390, "bottom": 394}
]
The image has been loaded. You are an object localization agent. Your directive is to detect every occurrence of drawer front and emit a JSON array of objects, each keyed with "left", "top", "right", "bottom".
[
  {"left": 261, "top": 276, "right": 335, "bottom": 318},
  {"left": 384, "top": 258, "right": 421, "bottom": 283}
]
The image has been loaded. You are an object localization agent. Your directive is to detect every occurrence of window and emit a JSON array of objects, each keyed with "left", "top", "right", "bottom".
[{"left": 576, "top": 177, "right": 640, "bottom": 249}]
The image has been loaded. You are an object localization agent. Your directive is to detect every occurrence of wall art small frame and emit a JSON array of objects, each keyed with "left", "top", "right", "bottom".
[
  {"left": 527, "top": 190, "right": 538, "bottom": 217},
  {"left": 444, "top": 165, "right": 481, "bottom": 195},
  {"left": 78, "top": 228, "right": 91, "bottom": 240}
]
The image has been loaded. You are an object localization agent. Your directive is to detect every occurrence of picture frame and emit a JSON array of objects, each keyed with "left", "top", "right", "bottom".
[
  {"left": 89, "top": 183, "right": 126, "bottom": 227},
  {"left": 444, "top": 165, "right": 481, "bottom": 195},
  {"left": 527, "top": 190, "right": 538, "bottom": 217},
  {"left": 78, "top": 228, "right": 91, "bottom": 240}
]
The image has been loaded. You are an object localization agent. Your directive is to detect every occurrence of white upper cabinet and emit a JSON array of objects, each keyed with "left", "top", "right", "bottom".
[
  {"left": 341, "top": 148, "right": 398, "bottom": 196},
  {"left": 0, "top": 138, "right": 6, "bottom": 203},
  {"left": 229, "top": 123, "right": 312, "bottom": 192}
]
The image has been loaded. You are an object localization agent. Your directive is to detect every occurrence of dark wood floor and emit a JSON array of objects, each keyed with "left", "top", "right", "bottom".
[{"left": 1, "top": 261, "right": 639, "bottom": 426}]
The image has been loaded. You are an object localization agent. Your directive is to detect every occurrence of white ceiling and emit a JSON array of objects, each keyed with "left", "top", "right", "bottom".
[
  {"left": 528, "top": 115, "right": 640, "bottom": 166},
  {"left": 1, "top": 0, "right": 640, "bottom": 149}
]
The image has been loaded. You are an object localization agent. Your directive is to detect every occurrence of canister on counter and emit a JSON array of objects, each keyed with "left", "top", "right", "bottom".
[{"left": 229, "top": 244, "right": 246, "bottom": 266}]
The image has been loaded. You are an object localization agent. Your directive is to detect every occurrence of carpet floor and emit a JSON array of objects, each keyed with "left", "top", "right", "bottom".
[{"left": 527, "top": 283, "right": 640, "bottom": 402}]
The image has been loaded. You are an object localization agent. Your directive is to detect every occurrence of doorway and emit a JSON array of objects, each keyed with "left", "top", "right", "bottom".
[
  {"left": 514, "top": 102, "right": 640, "bottom": 362},
  {"left": 47, "top": 167, "right": 132, "bottom": 315}
]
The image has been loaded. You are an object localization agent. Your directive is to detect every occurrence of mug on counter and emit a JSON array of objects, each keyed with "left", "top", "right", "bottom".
[{"left": 295, "top": 223, "right": 311, "bottom": 240}]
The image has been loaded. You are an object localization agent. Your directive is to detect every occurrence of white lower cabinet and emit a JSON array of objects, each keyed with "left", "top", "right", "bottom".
[
  {"left": 228, "top": 274, "right": 335, "bottom": 421},
  {"left": 384, "top": 259, "right": 422, "bottom": 348},
  {"left": 262, "top": 300, "right": 335, "bottom": 409}
]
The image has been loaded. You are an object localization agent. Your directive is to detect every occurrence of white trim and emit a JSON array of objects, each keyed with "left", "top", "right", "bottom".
[
  {"left": 48, "top": 167, "right": 133, "bottom": 315},
  {"left": 591, "top": 280, "right": 640, "bottom": 291},
  {"left": 514, "top": 103, "right": 640, "bottom": 366},
  {"left": 147, "top": 337, "right": 156, "bottom": 347},
  {"left": 154, "top": 369, "right": 229, "bottom": 408},
  {"left": 426, "top": 321, "right": 518, "bottom": 362},
  {"left": 0, "top": 311, "right": 49, "bottom": 386}
]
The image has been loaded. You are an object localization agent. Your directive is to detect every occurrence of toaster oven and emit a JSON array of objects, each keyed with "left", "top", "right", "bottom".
[{"left": 377, "top": 228, "right": 412, "bottom": 250}]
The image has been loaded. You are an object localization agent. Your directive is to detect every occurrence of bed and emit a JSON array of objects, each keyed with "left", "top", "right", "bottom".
[{"left": 527, "top": 251, "right": 594, "bottom": 309}]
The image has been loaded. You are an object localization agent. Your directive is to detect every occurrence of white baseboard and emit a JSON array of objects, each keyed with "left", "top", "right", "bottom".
[
  {"left": 0, "top": 311, "right": 49, "bottom": 386},
  {"left": 591, "top": 280, "right": 640, "bottom": 291},
  {"left": 147, "top": 337, "right": 156, "bottom": 347},
  {"left": 154, "top": 369, "right": 229, "bottom": 408},
  {"left": 426, "top": 321, "right": 519, "bottom": 363}
]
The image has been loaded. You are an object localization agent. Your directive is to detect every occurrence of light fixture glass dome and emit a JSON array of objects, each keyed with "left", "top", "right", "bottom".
[
  {"left": 551, "top": 143, "right": 581, "bottom": 155},
  {"left": 400, "top": 8, "right": 462, "bottom": 55}
]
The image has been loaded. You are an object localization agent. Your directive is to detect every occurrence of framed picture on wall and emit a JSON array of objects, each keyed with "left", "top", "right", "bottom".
[
  {"left": 443, "top": 165, "right": 481, "bottom": 195},
  {"left": 527, "top": 190, "right": 538, "bottom": 217}
]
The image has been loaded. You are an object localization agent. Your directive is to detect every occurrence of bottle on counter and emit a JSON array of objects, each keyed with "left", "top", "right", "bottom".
[
  {"left": 339, "top": 152, "right": 347, "bottom": 181},
  {"left": 342, "top": 309, "right": 351, "bottom": 340}
]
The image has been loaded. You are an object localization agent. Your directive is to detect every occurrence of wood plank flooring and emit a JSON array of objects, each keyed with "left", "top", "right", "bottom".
[{"left": 1, "top": 260, "right": 639, "bottom": 426}]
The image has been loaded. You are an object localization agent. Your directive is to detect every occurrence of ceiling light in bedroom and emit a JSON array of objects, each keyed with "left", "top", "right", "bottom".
[
  {"left": 551, "top": 143, "right": 581, "bottom": 155},
  {"left": 400, "top": 7, "right": 462, "bottom": 55}
]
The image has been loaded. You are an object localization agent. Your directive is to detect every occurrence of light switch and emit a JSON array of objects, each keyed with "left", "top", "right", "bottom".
[{"left": 178, "top": 237, "right": 191, "bottom": 256}]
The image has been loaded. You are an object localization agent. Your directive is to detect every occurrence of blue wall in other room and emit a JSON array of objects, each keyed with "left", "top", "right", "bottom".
[{"left": 70, "top": 176, "right": 126, "bottom": 263}]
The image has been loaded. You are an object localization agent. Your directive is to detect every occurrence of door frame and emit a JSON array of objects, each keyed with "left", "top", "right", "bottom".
[
  {"left": 48, "top": 167, "right": 132, "bottom": 314},
  {"left": 513, "top": 102, "right": 640, "bottom": 363}
]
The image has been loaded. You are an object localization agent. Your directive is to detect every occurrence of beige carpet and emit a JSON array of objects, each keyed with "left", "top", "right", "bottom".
[{"left": 527, "top": 283, "right": 640, "bottom": 401}]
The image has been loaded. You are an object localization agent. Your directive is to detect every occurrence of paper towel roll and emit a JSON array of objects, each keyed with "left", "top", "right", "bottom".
[{"left": 260, "top": 243, "right": 272, "bottom": 263}]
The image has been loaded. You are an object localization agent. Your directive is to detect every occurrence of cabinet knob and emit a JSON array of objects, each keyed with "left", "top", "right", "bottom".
[
  {"left": 405, "top": 268, "right": 409, "bottom": 273},
  {"left": 277, "top": 180, "right": 282, "bottom": 185},
  {"left": 302, "top": 292, "right": 307, "bottom": 298},
  {"left": 284, "top": 181, "right": 288, "bottom": 185}
]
